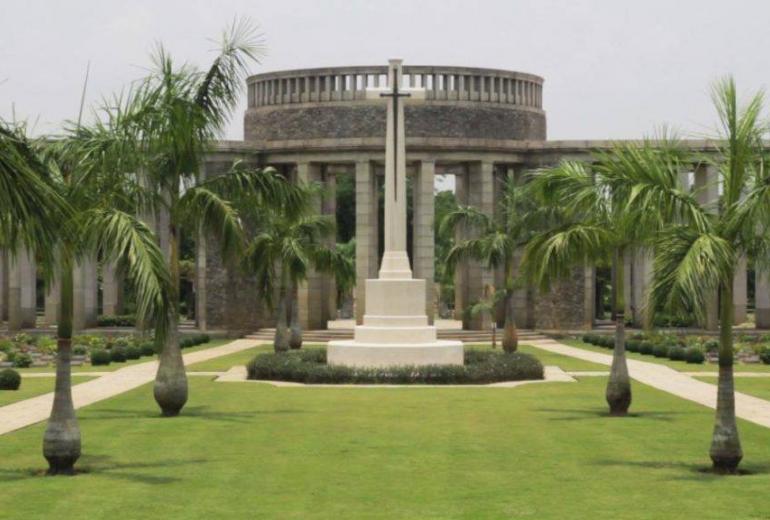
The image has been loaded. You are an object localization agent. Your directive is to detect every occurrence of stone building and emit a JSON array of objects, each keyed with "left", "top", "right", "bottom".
[{"left": 0, "top": 65, "right": 761, "bottom": 332}]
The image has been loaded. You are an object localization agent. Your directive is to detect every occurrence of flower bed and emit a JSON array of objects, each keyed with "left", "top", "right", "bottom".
[{"left": 246, "top": 349, "right": 544, "bottom": 385}]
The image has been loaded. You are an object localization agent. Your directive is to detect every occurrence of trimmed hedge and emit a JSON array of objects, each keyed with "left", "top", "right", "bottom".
[
  {"left": 668, "top": 347, "right": 687, "bottom": 361},
  {"left": 110, "top": 347, "right": 127, "bottom": 363},
  {"left": 179, "top": 334, "right": 210, "bottom": 349},
  {"left": 97, "top": 314, "right": 136, "bottom": 327},
  {"left": 125, "top": 346, "right": 142, "bottom": 360},
  {"left": 246, "top": 349, "right": 544, "bottom": 385},
  {"left": 91, "top": 350, "right": 111, "bottom": 366},
  {"left": 10, "top": 352, "right": 32, "bottom": 368},
  {"left": 639, "top": 341, "right": 654, "bottom": 356},
  {"left": 140, "top": 341, "right": 157, "bottom": 357},
  {"left": 652, "top": 344, "right": 670, "bottom": 358},
  {"left": 685, "top": 347, "right": 705, "bottom": 364},
  {"left": 761, "top": 349, "right": 770, "bottom": 365},
  {"left": 0, "top": 368, "right": 21, "bottom": 390}
]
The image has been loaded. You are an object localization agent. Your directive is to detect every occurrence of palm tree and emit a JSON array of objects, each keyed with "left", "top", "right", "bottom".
[
  {"left": 647, "top": 78, "right": 767, "bottom": 473},
  {"left": 22, "top": 126, "right": 174, "bottom": 475},
  {"left": 521, "top": 150, "right": 661, "bottom": 414},
  {"left": 105, "top": 19, "right": 302, "bottom": 416},
  {"left": 441, "top": 173, "right": 546, "bottom": 352},
  {"left": 242, "top": 184, "right": 348, "bottom": 352}
]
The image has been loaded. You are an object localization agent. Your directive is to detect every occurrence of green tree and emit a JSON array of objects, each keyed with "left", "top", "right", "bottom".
[
  {"left": 441, "top": 174, "right": 545, "bottom": 351},
  {"left": 647, "top": 78, "right": 767, "bottom": 473},
  {"left": 104, "top": 19, "right": 301, "bottom": 416},
  {"left": 242, "top": 184, "right": 349, "bottom": 352}
]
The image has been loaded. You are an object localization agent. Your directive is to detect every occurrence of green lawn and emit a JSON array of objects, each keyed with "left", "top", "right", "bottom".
[
  {"left": 0, "top": 376, "right": 97, "bottom": 406},
  {"left": 467, "top": 343, "right": 608, "bottom": 371},
  {"left": 2, "top": 377, "right": 770, "bottom": 518},
  {"left": 563, "top": 338, "right": 770, "bottom": 373},
  {"left": 15, "top": 339, "right": 233, "bottom": 374},
  {"left": 694, "top": 376, "right": 770, "bottom": 402}
]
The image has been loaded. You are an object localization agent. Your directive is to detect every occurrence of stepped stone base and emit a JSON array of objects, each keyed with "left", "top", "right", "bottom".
[{"left": 327, "top": 277, "right": 464, "bottom": 368}]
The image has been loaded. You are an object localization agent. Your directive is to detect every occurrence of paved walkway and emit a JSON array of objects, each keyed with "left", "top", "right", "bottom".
[
  {"left": 0, "top": 339, "right": 264, "bottom": 435},
  {"left": 528, "top": 339, "right": 770, "bottom": 429}
]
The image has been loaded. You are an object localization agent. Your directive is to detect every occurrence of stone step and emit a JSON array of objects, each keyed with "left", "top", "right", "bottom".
[{"left": 245, "top": 329, "right": 547, "bottom": 344}]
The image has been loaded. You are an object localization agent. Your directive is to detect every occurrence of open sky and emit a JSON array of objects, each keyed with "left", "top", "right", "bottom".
[{"left": 1, "top": 0, "right": 768, "bottom": 141}]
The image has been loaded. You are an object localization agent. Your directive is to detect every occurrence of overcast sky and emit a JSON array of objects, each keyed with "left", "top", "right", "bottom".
[{"left": 2, "top": 0, "right": 768, "bottom": 141}]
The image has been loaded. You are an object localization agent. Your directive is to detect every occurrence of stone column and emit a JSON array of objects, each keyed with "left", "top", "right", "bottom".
[
  {"left": 733, "top": 256, "right": 748, "bottom": 325},
  {"left": 624, "top": 248, "right": 653, "bottom": 327},
  {"left": 73, "top": 256, "right": 98, "bottom": 330},
  {"left": 323, "top": 167, "right": 338, "bottom": 321},
  {"left": 453, "top": 169, "right": 469, "bottom": 321},
  {"left": 102, "top": 261, "right": 123, "bottom": 316},
  {"left": 756, "top": 271, "right": 770, "bottom": 328},
  {"left": 354, "top": 160, "right": 380, "bottom": 324},
  {"left": 44, "top": 277, "right": 60, "bottom": 327},
  {"left": 296, "top": 162, "right": 327, "bottom": 329},
  {"left": 8, "top": 248, "right": 36, "bottom": 330},
  {"left": 465, "top": 160, "right": 495, "bottom": 330},
  {"left": 694, "top": 163, "right": 719, "bottom": 330},
  {"left": 412, "top": 159, "right": 435, "bottom": 323}
]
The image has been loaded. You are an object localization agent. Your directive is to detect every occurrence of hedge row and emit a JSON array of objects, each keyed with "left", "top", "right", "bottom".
[
  {"left": 0, "top": 368, "right": 21, "bottom": 390},
  {"left": 246, "top": 349, "right": 544, "bottom": 385},
  {"left": 97, "top": 314, "right": 137, "bottom": 327},
  {"left": 91, "top": 334, "right": 210, "bottom": 366},
  {"left": 582, "top": 334, "right": 705, "bottom": 364}
]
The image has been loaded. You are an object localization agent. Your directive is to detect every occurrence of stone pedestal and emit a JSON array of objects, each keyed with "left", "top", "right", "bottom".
[{"left": 328, "top": 276, "right": 463, "bottom": 368}]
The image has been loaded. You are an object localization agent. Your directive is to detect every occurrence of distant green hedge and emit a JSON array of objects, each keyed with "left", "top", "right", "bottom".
[
  {"left": 97, "top": 314, "right": 136, "bottom": 327},
  {"left": 246, "top": 349, "right": 544, "bottom": 385}
]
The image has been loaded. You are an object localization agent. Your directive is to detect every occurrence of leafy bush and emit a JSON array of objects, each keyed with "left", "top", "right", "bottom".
[
  {"left": 685, "top": 347, "right": 705, "bottom": 364},
  {"left": 760, "top": 349, "right": 770, "bottom": 365},
  {"left": 125, "top": 346, "right": 142, "bottom": 360},
  {"left": 626, "top": 339, "right": 640, "bottom": 353},
  {"left": 110, "top": 347, "right": 127, "bottom": 363},
  {"left": 179, "top": 334, "right": 210, "bottom": 350},
  {"left": 638, "top": 341, "right": 654, "bottom": 356},
  {"left": 0, "top": 339, "right": 13, "bottom": 353},
  {"left": 73, "top": 344, "right": 88, "bottom": 356},
  {"left": 112, "top": 336, "right": 134, "bottom": 348},
  {"left": 653, "top": 344, "right": 670, "bottom": 358},
  {"left": 703, "top": 339, "right": 720, "bottom": 353},
  {"left": 97, "top": 314, "right": 137, "bottom": 327},
  {"left": 140, "top": 341, "right": 157, "bottom": 357},
  {"left": 0, "top": 368, "right": 21, "bottom": 390},
  {"left": 37, "top": 335, "right": 57, "bottom": 354},
  {"left": 668, "top": 347, "right": 687, "bottom": 361},
  {"left": 10, "top": 352, "right": 32, "bottom": 368},
  {"left": 90, "top": 350, "right": 111, "bottom": 366},
  {"left": 246, "top": 349, "right": 544, "bottom": 385},
  {"left": 12, "top": 332, "right": 34, "bottom": 345}
]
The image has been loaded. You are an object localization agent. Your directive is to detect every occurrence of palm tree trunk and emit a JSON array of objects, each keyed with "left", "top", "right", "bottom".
[
  {"left": 709, "top": 280, "right": 742, "bottom": 473},
  {"left": 606, "top": 248, "right": 631, "bottom": 416},
  {"left": 274, "top": 272, "right": 290, "bottom": 353},
  {"left": 289, "top": 281, "right": 303, "bottom": 349},
  {"left": 43, "top": 258, "right": 81, "bottom": 475},
  {"left": 154, "top": 219, "right": 188, "bottom": 417},
  {"left": 502, "top": 260, "right": 518, "bottom": 353}
]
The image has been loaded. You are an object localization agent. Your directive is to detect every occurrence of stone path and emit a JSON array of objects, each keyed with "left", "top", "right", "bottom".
[
  {"left": 215, "top": 364, "right": 576, "bottom": 387},
  {"left": 528, "top": 338, "right": 770, "bottom": 429},
  {"left": 0, "top": 339, "right": 264, "bottom": 436}
]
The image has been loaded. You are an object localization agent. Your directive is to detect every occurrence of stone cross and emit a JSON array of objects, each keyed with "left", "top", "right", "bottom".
[{"left": 366, "top": 59, "right": 425, "bottom": 279}]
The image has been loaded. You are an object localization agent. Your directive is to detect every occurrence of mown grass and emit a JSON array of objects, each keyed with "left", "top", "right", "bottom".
[
  {"left": 693, "top": 376, "right": 770, "bottom": 402},
  {"left": 1, "top": 377, "right": 769, "bottom": 518},
  {"left": 0, "top": 376, "right": 97, "bottom": 406}
]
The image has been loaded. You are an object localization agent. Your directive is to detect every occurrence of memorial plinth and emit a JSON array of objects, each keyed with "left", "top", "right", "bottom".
[{"left": 327, "top": 59, "right": 463, "bottom": 368}]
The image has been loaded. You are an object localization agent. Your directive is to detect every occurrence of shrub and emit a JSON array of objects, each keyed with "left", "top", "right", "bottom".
[
  {"left": 653, "top": 344, "right": 670, "bottom": 358},
  {"left": 140, "top": 341, "right": 157, "bottom": 357},
  {"left": 90, "top": 350, "right": 111, "bottom": 366},
  {"left": 0, "top": 339, "right": 13, "bottom": 353},
  {"left": 638, "top": 341, "right": 654, "bottom": 356},
  {"left": 703, "top": 339, "right": 719, "bottom": 353},
  {"left": 112, "top": 336, "right": 134, "bottom": 349},
  {"left": 246, "top": 349, "right": 544, "bottom": 385},
  {"left": 10, "top": 352, "right": 32, "bottom": 368},
  {"left": 73, "top": 344, "right": 88, "bottom": 356},
  {"left": 110, "top": 347, "right": 127, "bottom": 363},
  {"left": 37, "top": 335, "right": 57, "bottom": 354},
  {"left": 685, "top": 347, "right": 705, "bottom": 364},
  {"left": 626, "top": 339, "right": 640, "bottom": 353},
  {"left": 759, "top": 349, "right": 770, "bottom": 365},
  {"left": 12, "top": 332, "right": 33, "bottom": 345},
  {"left": 668, "top": 347, "right": 687, "bottom": 361},
  {"left": 97, "top": 314, "right": 137, "bottom": 327},
  {"left": 125, "top": 346, "right": 142, "bottom": 360},
  {"left": 581, "top": 334, "right": 593, "bottom": 344},
  {"left": 0, "top": 368, "right": 21, "bottom": 390}
]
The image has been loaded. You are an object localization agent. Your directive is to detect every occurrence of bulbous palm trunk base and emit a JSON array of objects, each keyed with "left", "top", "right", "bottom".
[
  {"left": 502, "top": 293, "right": 518, "bottom": 353},
  {"left": 288, "top": 287, "right": 302, "bottom": 349},
  {"left": 606, "top": 380, "right": 632, "bottom": 416},
  {"left": 709, "top": 366, "right": 743, "bottom": 474},
  {"left": 43, "top": 413, "right": 81, "bottom": 475},
  {"left": 289, "top": 327, "right": 302, "bottom": 350},
  {"left": 154, "top": 334, "right": 188, "bottom": 417}
]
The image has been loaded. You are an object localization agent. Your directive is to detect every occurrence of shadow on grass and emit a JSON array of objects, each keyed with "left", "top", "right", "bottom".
[
  {"left": 82, "top": 405, "right": 310, "bottom": 424},
  {"left": 0, "top": 454, "right": 207, "bottom": 484},
  {"left": 535, "top": 407, "right": 690, "bottom": 422},
  {"left": 593, "top": 458, "right": 770, "bottom": 479}
]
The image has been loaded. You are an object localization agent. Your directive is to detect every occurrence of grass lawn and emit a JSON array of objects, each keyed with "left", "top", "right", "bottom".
[
  {"left": 0, "top": 376, "right": 97, "bottom": 406},
  {"left": 562, "top": 338, "right": 770, "bottom": 373},
  {"left": 15, "top": 339, "right": 233, "bottom": 374},
  {"left": 467, "top": 343, "right": 608, "bottom": 371},
  {"left": 2, "top": 377, "right": 770, "bottom": 518},
  {"left": 693, "top": 376, "right": 770, "bottom": 402}
]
